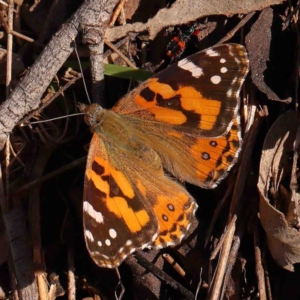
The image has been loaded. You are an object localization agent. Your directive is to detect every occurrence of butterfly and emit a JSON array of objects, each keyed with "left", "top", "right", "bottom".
[{"left": 78, "top": 43, "right": 249, "bottom": 269}]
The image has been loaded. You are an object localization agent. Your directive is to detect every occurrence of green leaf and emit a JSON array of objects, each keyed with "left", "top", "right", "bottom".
[{"left": 104, "top": 64, "right": 152, "bottom": 81}]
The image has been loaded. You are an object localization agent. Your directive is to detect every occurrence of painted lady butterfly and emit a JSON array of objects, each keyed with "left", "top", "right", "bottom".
[{"left": 79, "top": 43, "right": 249, "bottom": 268}]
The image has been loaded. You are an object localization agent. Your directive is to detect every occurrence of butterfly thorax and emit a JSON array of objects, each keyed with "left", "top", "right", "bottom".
[{"left": 79, "top": 103, "right": 146, "bottom": 155}]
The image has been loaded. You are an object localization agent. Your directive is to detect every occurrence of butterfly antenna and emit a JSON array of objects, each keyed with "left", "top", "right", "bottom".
[
  {"left": 73, "top": 39, "right": 91, "bottom": 104},
  {"left": 24, "top": 113, "right": 85, "bottom": 125}
]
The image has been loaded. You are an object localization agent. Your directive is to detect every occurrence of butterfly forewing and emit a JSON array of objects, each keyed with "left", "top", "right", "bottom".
[
  {"left": 113, "top": 44, "right": 249, "bottom": 138},
  {"left": 83, "top": 133, "right": 158, "bottom": 268}
]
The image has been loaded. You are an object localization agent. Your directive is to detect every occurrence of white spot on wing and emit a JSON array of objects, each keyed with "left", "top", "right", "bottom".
[
  {"left": 178, "top": 59, "right": 203, "bottom": 78},
  {"left": 83, "top": 201, "right": 104, "bottom": 224},
  {"left": 109, "top": 228, "right": 117, "bottom": 239},
  {"left": 125, "top": 240, "right": 132, "bottom": 246},
  {"left": 105, "top": 239, "right": 111, "bottom": 246},
  {"left": 211, "top": 75, "right": 221, "bottom": 84},
  {"left": 205, "top": 49, "right": 219, "bottom": 57},
  {"left": 151, "top": 232, "right": 159, "bottom": 242},
  {"left": 220, "top": 58, "right": 226, "bottom": 63},
  {"left": 227, "top": 89, "right": 233, "bottom": 97},
  {"left": 97, "top": 241, "right": 102, "bottom": 247},
  {"left": 220, "top": 67, "right": 228, "bottom": 73},
  {"left": 85, "top": 230, "right": 94, "bottom": 242},
  {"left": 101, "top": 254, "right": 110, "bottom": 259}
]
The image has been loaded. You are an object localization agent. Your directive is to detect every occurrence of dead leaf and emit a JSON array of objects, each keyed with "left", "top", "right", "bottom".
[
  {"left": 258, "top": 110, "right": 300, "bottom": 271},
  {"left": 245, "top": 8, "right": 291, "bottom": 103}
]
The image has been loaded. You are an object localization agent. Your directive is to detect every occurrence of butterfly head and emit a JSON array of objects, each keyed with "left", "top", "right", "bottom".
[{"left": 78, "top": 103, "right": 105, "bottom": 130}]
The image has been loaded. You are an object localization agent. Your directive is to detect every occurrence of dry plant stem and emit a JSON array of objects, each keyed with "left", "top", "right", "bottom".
[
  {"left": 229, "top": 116, "right": 260, "bottom": 219},
  {"left": 162, "top": 253, "right": 186, "bottom": 277},
  {"left": 88, "top": 40, "right": 106, "bottom": 105},
  {"left": 109, "top": 0, "right": 127, "bottom": 26},
  {"left": 254, "top": 220, "right": 267, "bottom": 300},
  {"left": 134, "top": 253, "right": 194, "bottom": 300},
  {"left": 0, "top": 166, "right": 5, "bottom": 212},
  {"left": 29, "top": 146, "right": 53, "bottom": 275},
  {"left": 12, "top": 156, "right": 86, "bottom": 196},
  {"left": 5, "top": 136, "right": 10, "bottom": 210},
  {"left": 9, "top": 142, "right": 25, "bottom": 167},
  {"left": 105, "top": 39, "right": 137, "bottom": 68},
  {"left": 29, "top": 0, "right": 41, "bottom": 12},
  {"left": 103, "top": 33, "right": 139, "bottom": 59},
  {"left": 6, "top": 0, "right": 13, "bottom": 95},
  {"left": 220, "top": 233, "right": 242, "bottom": 299},
  {"left": 13, "top": 3, "right": 23, "bottom": 47},
  {"left": 0, "top": 0, "right": 119, "bottom": 151},
  {"left": 8, "top": 30, "right": 35, "bottom": 43},
  {"left": 67, "top": 248, "right": 75, "bottom": 300},
  {"left": 210, "top": 215, "right": 237, "bottom": 260},
  {"left": 283, "top": 1, "right": 300, "bottom": 29},
  {"left": 208, "top": 220, "right": 236, "bottom": 300},
  {"left": 216, "top": 12, "right": 256, "bottom": 45},
  {"left": 210, "top": 117, "right": 261, "bottom": 299},
  {"left": 4, "top": 208, "right": 39, "bottom": 299},
  {"left": 291, "top": 0, "right": 300, "bottom": 111},
  {"left": 264, "top": 260, "right": 273, "bottom": 300},
  {"left": 204, "top": 183, "right": 234, "bottom": 247},
  {"left": 115, "top": 268, "right": 125, "bottom": 300},
  {"left": 18, "top": 74, "right": 82, "bottom": 126},
  {"left": 36, "top": 273, "right": 48, "bottom": 300},
  {"left": 195, "top": 268, "right": 203, "bottom": 300},
  {"left": 82, "top": 21, "right": 108, "bottom": 105},
  {"left": 5, "top": 0, "right": 13, "bottom": 204}
]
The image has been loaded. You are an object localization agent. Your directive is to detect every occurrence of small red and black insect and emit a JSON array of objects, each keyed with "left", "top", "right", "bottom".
[{"left": 166, "top": 22, "right": 200, "bottom": 60}]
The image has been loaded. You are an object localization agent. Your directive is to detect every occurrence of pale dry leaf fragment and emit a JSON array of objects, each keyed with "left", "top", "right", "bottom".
[
  {"left": 106, "top": 0, "right": 285, "bottom": 41},
  {"left": 258, "top": 110, "right": 300, "bottom": 271}
]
